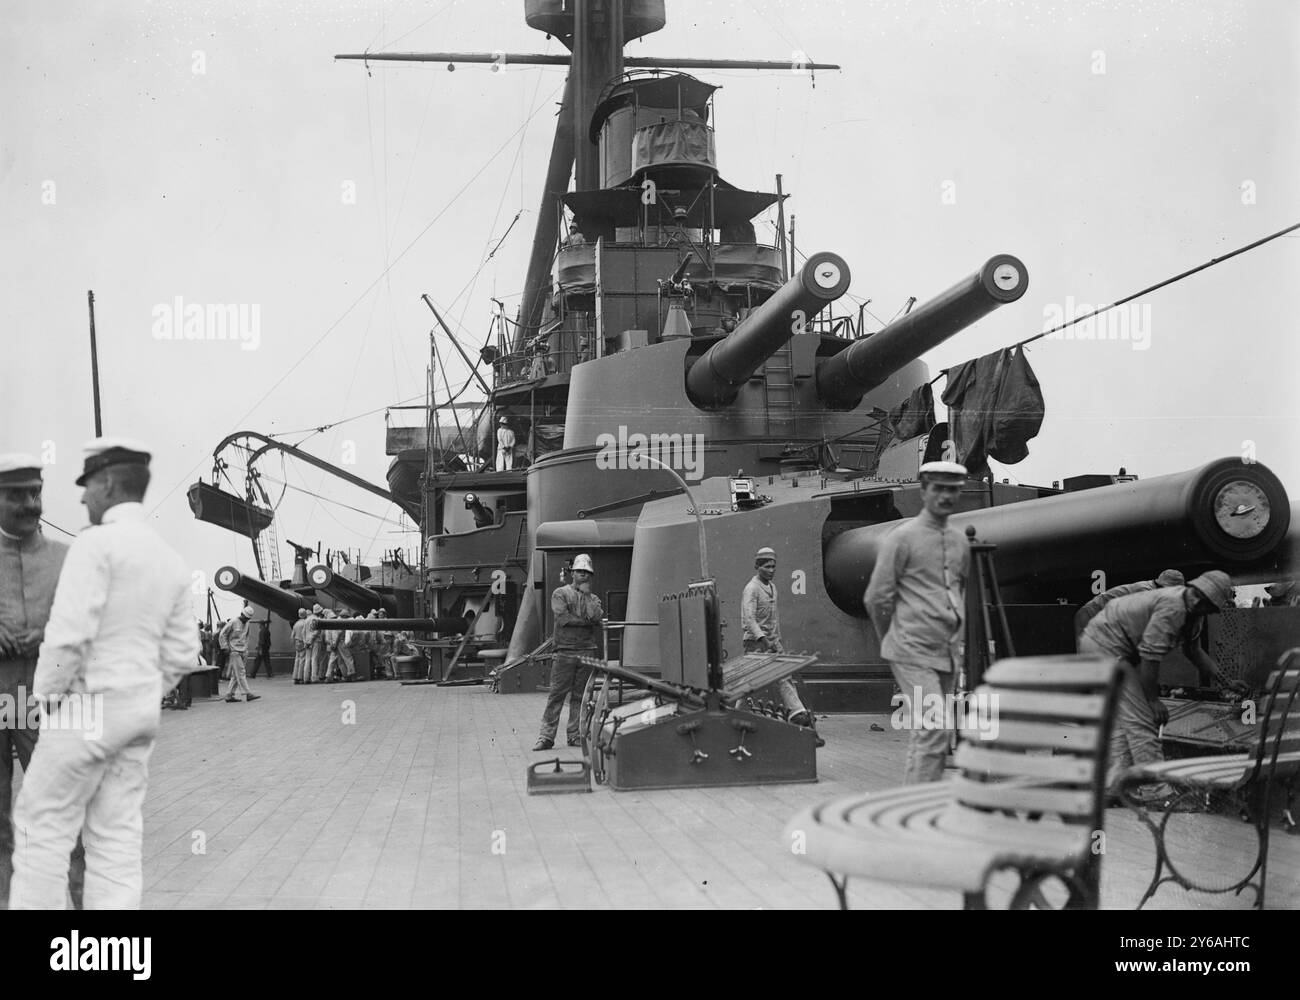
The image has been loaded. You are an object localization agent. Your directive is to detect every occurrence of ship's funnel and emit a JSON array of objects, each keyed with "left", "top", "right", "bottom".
[
  {"left": 214, "top": 566, "right": 314, "bottom": 621},
  {"left": 686, "top": 251, "right": 851, "bottom": 408},
  {"left": 823, "top": 458, "right": 1291, "bottom": 615},
  {"left": 307, "top": 564, "right": 399, "bottom": 616},
  {"left": 816, "top": 254, "right": 1027, "bottom": 409}
]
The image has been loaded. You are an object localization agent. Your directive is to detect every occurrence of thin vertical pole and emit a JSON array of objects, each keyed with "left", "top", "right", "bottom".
[
  {"left": 88, "top": 290, "right": 103, "bottom": 435},
  {"left": 421, "top": 333, "right": 433, "bottom": 617},
  {"left": 774, "top": 175, "right": 788, "bottom": 282}
]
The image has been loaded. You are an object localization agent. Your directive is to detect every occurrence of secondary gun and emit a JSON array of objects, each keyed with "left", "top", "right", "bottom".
[
  {"left": 823, "top": 457, "right": 1291, "bottom": 614},
  {"left": 307, "top": 564, "right": 400, "bottom": 616},
  {"left": 213, "top": 566, "right": 313, "bottom": 621}
]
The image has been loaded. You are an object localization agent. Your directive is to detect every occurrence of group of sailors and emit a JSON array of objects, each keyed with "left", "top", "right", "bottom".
[
  {"left": 530, "top": 458, "right": 1274, "bottom": 802},
  {"left": 864, "top": 460, "right": 1253, "bottom": 799},
  {"left": 178, "top": 607, "right": 416, "bottom": 706},
  {"left": 0, "top": 437, "right": 437, "bottom": 910},
  {"left": 531, "top": 548, "right": 828, "bottom": 752},
  {"left": 1, "top": 438, "right": 193, "bottom": 909},
  {"left": 1, "top": 436, "right": 1288, "bottom": 909},
  {"left": 289, "top": 605, "right": 413, "bottom": 688}
]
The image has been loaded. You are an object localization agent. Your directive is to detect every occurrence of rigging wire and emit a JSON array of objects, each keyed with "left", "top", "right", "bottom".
[
  {"left": 295, "top": 280, "right": 386, "bottom": 540},
  {"left": 39, "top": 517, "right": 75, "bottom": 538},
  {"left": 146, "top": 84, "right": 565, "bottom": 518},
  {"left": 486, "top": 211, "right": 523, "bottom": 261},
  {"left": 369, "top": 0, "right": 461, "bottom": 54},
  {"left": 762, "top": 218, "right": 879, "bottom": 309},
  {"left": 433, "top": 338, "right": 470, "bottom": 468},
  {"left": 225, "top": 462, "right": 406, "bottom": 527},
  {"left": 449, "top": 58, "right": 553, "bottom": 362},
  {"left": 264, "top": 392, "right": 429, "bottom": 441},
  {"left": 923, "top": 220, "right": 1300, "bottom": 386},
  {"left": 1016, "top": 220, "right": 1300, "bottom": 350},
  {"left": 384, "top": 59, "right": 443, "bottom": 400}
]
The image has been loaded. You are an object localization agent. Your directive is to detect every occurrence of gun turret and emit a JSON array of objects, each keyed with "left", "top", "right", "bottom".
[
  {"left": 685, "top": 252, "right": 851, "bottom": 407},
  {"left": 213, "top": 566, "right": 314, "bottom": 621},
  {"left": 307, "top": 564, "right": 400, "bottom": 616},
  {"left": 816, "top": 255, "right": 1028, "bottom": 408},
  {"left": 823, "top": 458, "right": 1291, "bottom": 614}
]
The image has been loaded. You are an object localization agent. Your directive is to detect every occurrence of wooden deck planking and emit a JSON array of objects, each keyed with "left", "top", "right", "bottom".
[{"left": 12, "top": 673, "right": 1294, "bottom": 909}]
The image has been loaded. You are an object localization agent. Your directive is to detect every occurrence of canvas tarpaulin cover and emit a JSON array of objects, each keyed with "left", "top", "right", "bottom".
[
  {"left": 939, "top": 346, "right": 1045, "bottom": 475},
  {"left": 872, "top": 383, "right": 938, "bottom": 467}
]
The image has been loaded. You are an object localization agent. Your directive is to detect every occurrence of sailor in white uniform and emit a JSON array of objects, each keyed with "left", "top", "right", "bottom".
[
  {"left": 495, "top": 417, "right": 516, "bottom": 471},
  {"left": 8, "top": 438, "right": 200, "bottom": 909}
]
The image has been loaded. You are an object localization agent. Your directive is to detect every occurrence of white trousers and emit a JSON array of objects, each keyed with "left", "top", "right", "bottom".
[
  {"left": 9, "top": 692, "right": 159, "bottom": 909},
  {"left": 223, "top": 651, "right": 251, "bottom": 698}
]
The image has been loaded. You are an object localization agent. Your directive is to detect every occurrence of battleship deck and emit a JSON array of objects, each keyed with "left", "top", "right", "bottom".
[{"left": 62, "top": 677, "right": 1300, "bottom": 910}]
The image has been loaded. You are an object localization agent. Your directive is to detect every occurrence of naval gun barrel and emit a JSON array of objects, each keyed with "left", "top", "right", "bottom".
[
  {"left": 214, "top": 566, "right": 313, "bottom": 621},
  {"left": 307, "top": 564, "right": 399, "bottom": 616},
  {"left": 816, "top": 254, "right": 1028, "bottom": 408},
  {"left": 823, "top": 458, "right": 1291, "bottom": 614},
  {"left": 686, "top": 252, "right": 852, "bottom": 407},
  {"left": 312, "top": 617, "right": 469, "bottom": 634}
]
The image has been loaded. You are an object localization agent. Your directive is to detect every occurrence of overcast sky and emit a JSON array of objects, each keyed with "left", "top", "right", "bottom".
[{"left": 2, "top": 0, "right": 1296, "bottom": 618}]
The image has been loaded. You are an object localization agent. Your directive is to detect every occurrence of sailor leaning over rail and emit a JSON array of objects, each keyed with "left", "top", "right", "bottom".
[
  {"left": 9, "top": 438, "right": 200, "bottom": 909},
  {"left": 741, "top": 546, "right": 823, "bottom": 747}
]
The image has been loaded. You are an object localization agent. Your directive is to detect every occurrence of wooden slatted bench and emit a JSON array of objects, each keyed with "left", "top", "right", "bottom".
[
  {"left": 1119, "top": 648, "right": 1300, "bottom": 909},
  {"left": 784, "top": 655, "right": 1123, "bottom": 909}
]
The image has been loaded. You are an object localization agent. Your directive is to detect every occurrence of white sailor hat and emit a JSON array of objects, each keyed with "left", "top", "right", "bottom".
[
  {"left": 76, "top": 436, "right": 152, "bottom": 486},
  {"left": 312, "top": 604, "right": 324, "bottom": 614},
  {"left": 918, "top": 460, "right": 968, "bottom": 484},
  {"left": 0, "top": 453, "right": 44, "bottom": 489}
]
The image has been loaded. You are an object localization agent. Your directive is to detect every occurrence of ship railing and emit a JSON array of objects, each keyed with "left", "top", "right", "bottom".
[
  {"left": 596, "top": 619, "right": 659, "bottom": 708},
  {"left": 493, "top": 350, "right": 533, "bottom": 386},
  {"left": 493, "top": 339, "right": 590, "bottom": 386},
  {"left": 803, "top": 309, "right": 860, "bottom": 341}
]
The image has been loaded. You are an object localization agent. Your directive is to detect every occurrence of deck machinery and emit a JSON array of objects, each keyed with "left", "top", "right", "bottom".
[
  {"left": 343, "top": 2, "right": 1300, "bottom": 724},
  {"left": 188, "top": 3, "right": 1300, "bottom": 792},
  {"left": 583, "top": 582, "right": 819, "bottom": 790}
]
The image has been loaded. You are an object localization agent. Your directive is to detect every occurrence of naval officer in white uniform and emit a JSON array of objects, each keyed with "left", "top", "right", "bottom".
[{"left": 9, "top": 437, "right": 199, "bottom": 909}]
